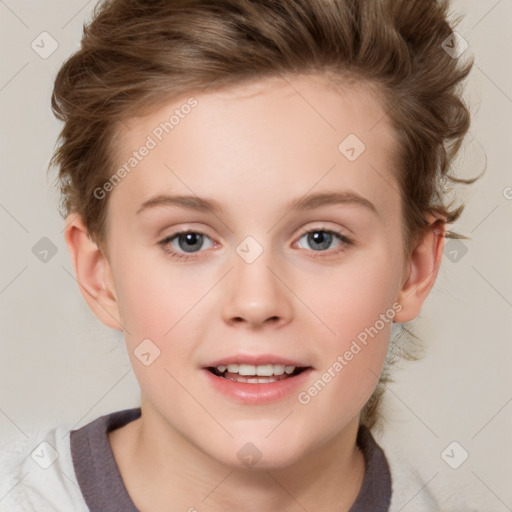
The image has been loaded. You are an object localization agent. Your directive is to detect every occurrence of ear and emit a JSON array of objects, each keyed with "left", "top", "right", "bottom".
[
  {"left": 63, "top": 213, "right": 122, "bottom": 331},
  {"left": 394, "top": 214, "right": 446, "bottom": 323}
]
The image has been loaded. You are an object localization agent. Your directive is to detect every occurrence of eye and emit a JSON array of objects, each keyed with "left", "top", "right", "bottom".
[
  {"left": 295, "top": 228, "right": 353, "bottom": 255},
  {"left": 158, "top": 231, "right": 216, "bottom": 260},
  {"left": 158, "top": 227, "right": 353, "bottom": 262}
]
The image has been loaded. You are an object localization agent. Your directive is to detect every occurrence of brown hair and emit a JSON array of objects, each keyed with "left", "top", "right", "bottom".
[{"left": 49, "top": 0, "right": 477, "bottom": 429}]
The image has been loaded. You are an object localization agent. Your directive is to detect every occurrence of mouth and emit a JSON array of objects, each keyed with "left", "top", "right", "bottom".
[
  {"left": 202, "top": 355, "right": 314, "bottom": 403},
  {"left": 207, "top": 363, "right": 310, "bottom": 384}
]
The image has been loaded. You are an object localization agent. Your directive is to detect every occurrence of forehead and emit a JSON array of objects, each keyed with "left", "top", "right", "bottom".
[{"left": 108, "top": 73, "right": 400, "bottom": 220}]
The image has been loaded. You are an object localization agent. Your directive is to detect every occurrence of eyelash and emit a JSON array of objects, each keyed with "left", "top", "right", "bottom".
[{"left": 157, "top": 227, "right": 354, "bottom": 262}]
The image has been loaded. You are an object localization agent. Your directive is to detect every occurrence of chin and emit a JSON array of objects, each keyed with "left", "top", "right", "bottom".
[{"left": 204, "top": 437, "right": 311, "bottom": 472}]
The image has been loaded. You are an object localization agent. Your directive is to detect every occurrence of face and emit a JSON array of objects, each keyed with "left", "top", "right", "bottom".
[{"left": 100, "top": 74, "right": 409, "bottom": 468}]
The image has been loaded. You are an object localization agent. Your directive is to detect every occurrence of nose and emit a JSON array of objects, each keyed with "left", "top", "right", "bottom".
[{"left": 221, "top": 249, "right": 294, "bottom": 330}]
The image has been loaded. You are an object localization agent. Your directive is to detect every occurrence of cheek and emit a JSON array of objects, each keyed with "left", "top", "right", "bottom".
[
  {"left": 295, "top": 289, "right": 395, "bottom": 427},
  {"left": 295, "top": 246, "right": 401, "bottom": 395},
  {"left": 112, "top": 251, "right": 209, "bottom": 338},
  {"left": 305, "top": 246, "right": 402, "bottom": 340},
  {"left": 110, "top": 251, "right": 219, "bottom": 389},
  {"left": 111, "top": 259, "right": 205, "bottom": 394}
]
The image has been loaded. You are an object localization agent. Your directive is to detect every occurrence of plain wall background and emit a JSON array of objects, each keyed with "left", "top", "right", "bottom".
[{"left": 1, "top": 0, "right": 511, "bottom": 508}]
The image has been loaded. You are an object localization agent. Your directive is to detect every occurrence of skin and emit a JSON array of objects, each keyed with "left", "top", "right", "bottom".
[{"left": 65, "top": 73, "right": 445, "bottom": 511}]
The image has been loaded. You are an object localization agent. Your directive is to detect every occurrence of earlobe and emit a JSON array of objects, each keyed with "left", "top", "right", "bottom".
[
  {"left": 63, "top": 213, "right": 122, "bottom": 331},
  {"left": 394, "top": 216, "right": 446, "bottom": 323}
]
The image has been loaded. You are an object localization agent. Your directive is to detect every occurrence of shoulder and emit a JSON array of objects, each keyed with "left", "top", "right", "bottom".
[
  {"left": 386, "top": 448, "right": 440, "bottom": 512},
  {"left": 0, "top": 426, "right": 89, "bottom": 512},
  {"left": 383, "top": 442, "right": 482, "bottom": 512}
]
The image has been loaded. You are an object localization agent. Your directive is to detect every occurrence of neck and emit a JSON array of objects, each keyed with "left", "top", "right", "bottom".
[{"left": 109, "top": 405, "right": 365, "bottom": 512}]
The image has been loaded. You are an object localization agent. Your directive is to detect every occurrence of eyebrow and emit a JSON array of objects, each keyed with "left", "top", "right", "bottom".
[
  {"left": 136, "top": 191, "right": 378, "bottom": 216},
  {"left": 136, "top": 194, "right": 223, "bottom": 215}
]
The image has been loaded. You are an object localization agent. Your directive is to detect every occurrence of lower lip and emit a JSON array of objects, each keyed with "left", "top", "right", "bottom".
[{"left": 202, "top": 368, "right": 313, "bottom": 404}]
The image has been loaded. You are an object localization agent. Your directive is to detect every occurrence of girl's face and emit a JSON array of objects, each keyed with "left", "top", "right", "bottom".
[{"left": 100, "top": 74, "right": 411, "bottom": 468}]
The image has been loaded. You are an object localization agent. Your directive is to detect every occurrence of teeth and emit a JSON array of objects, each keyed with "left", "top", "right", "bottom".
[
  {"left": 225, "top": 375, "right": 282, "bottom": 384},
  {"left": 273, "top": 365, "right": 285, "bottom": 375},
  {"left": 255, "top": 364, "right": 273, "bottom": 376},
  {"left": 238, "top": 364, "right": 256, "bottom": 376},
  {"left": 216, "top": 364, "right": 296, "bottom": 376}
]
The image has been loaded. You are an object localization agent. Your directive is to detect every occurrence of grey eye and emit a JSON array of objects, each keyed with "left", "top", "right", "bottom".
[
  {"left": 176, "top": 233, "right": 205, "bottom": 253},
  {"left": 297, "top": 230, "right": 340, "bottom": 251}
]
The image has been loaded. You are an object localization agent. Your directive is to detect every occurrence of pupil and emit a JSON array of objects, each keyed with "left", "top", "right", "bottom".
[
  {"left": 179, "top": 233, "right": 203, "bottom": 253},
  {"left": 309, "top": 231, "right": 331, "bottom": 250}
]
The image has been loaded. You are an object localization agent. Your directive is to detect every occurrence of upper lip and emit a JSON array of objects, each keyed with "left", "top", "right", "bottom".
[{"left": 203, "top": 354, "right": 310, "bottom": 368}]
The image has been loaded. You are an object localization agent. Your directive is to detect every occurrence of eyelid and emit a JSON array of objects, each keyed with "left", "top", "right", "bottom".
[
  {"left": 157, "top": 224, "right": 217, "bottom": 245},
  {"left": 294, "top": 223, "right": 354, "bottom": 243},
  {"left": 158, "top": 229, "right": 217, "bottom": 250}
]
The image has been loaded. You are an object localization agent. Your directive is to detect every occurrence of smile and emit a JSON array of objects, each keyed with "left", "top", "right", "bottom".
[
  {"left": 208, "top": 364, "right": 308, "bottom": 384},
  {"left": 202, "top": 356, "right": 313, "bottom": 404}
]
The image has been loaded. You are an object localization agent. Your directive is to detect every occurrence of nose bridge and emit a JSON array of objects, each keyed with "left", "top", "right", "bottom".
[{"left": 221, "top": 236, "right": 293, "bottom": 327}]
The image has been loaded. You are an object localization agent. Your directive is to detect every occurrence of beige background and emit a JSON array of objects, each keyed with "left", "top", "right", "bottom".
[{"left": 0, "top": 0, "right": 511, "bottom": 509}]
